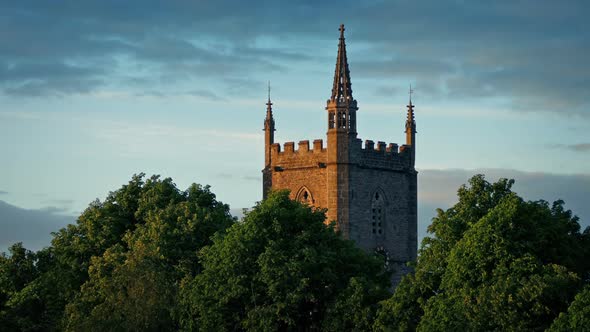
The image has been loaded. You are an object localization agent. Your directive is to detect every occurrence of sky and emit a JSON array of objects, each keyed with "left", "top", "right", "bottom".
[{"left": 1, "top": 0, "right": 589, "bottom": 251}]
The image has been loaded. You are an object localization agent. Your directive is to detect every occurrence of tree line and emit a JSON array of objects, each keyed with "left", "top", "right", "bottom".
[{"left": 1, "top": 174, "right": 588, "bottom": 331}]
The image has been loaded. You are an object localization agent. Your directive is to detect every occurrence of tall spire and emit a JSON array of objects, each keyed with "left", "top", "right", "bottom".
[
  {"left": 330, "top": 24, "right": 353, "bottom": 103},
  {"left": 405, "top": 85, "right": 416, "bottom": 167},
  {"left": 262, "top": 81, "right": 275, "bottom": 199},
  {"left": 266, "top": 81, "right": 273, "bottom": 118},
  {"left": 405, "top": 85, "right": 416, "bottom": 147},
  {"left": 264, "top": 81, "right": 275, "bottom": 132},
  {"left": 264, "top": 81, "right": 275, "bottom": 170}
]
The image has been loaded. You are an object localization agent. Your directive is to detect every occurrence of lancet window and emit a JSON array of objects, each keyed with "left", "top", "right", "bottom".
[
  {"left": 296, "top": 186, "right": 314, "bottom": 205},
  {"left": 371, "top": 190, "right": 385, "bottom": 235}
]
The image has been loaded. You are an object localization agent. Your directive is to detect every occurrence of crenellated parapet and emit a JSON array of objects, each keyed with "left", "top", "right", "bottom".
[
  {"left": 270, "top": 139, "right": 328, "bottom": 169},
  {"left": 354, "top": 139, "right": 413, "bottom": 170}
]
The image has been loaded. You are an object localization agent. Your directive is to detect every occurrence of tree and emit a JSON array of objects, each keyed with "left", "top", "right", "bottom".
[
  {"left": 177, "top": 190, "right": 391, "bottom": 331},
  {"left": 549, "top": 284, "right": 590, "bottom": 331},
  {"left": 375, "top": 175, "right": 589, "bottom": 331},
  {"left": 0, "top": 174, "right": 234, "bottom": 331},
  {"left": 62, "top": 177, "right": 234, "bottom": 331},
  {"left": 0, "top": 243, "right": 44, "bottom": 331}
]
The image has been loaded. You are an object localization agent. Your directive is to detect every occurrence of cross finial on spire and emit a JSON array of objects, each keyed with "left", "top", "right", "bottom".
[
  {"left": 267, "top": 81, "right": 271, "bottom": 103},
  {"left": 339, "top": 24, "right": 345, "bottom": 38},
  {"left": 409, "top": 84, "right": 414, "bottom": 104}
]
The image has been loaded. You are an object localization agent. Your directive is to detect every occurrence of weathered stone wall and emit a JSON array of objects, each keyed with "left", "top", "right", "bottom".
[
  {"left": 347, "top": 165, "right": 417, "bottom": 285},
  {"left": 269, "top": 140, "right": 328, "bottom": 209},
  {"left": 266, "top": 135, "right": 417, "bottom": 287},
  {"left": 346, "top": 138, "right": 417, "bottom": 285}
]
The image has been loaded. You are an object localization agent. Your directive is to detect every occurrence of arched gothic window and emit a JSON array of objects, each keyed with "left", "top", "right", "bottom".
[
  {"left": 371, "top": 189, "right": 385, "bottom": 236},
  {"left": 296, "top": 186, "right": 314, "bottom": 205}
]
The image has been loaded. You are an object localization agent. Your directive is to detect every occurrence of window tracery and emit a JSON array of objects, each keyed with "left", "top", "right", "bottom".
[{"left": 296, "top": 186, "right": 314, "bottom": 205}]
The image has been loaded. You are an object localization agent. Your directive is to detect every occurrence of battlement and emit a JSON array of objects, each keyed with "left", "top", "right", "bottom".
[
  {"left": 270, "top": 139, "right": 327, "bottom": 168},
  {"left": 356, "top": 139, "right": 413, "bottom": 170},
  {"left": 271, "top": 139, "right": 325, "bottom": 155},
  {"left": 361, "top": 139, "right": 412, "bottom": 155}
]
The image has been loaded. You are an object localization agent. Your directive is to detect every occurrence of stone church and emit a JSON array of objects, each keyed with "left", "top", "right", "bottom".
[{"left": 262, "top": 25, "right": 417, "bottom": 285}]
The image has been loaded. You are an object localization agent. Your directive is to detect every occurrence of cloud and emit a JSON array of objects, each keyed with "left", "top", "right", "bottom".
[
  {"left": 570, "top": 144, "right": 590, "bottom": 152},
  {"left": 417, "top": 168, "right": 590, "bottom": 245},
  {"left": 185, "top": 89, "right": 226, "bottom": 101},
  {"left": 0, "top": 190, "right": 8, "bottom": 195},
  {"left": 0, "top": 62, "right": 105, "bottom": 96},
  {"left": 0, "top": 2, "right": 294, "bottom": 97},
  {"left": 134, "top": 89, "right": 226, "bottom": 101},
  {"left": 0, "top": 200, "right": 75, "bottom": 252},
  {"left": 548, "top": 143, "right": 590, "bottom": 153},
  {"left": 0, "top": 1, "right": 587, "bottom": 117},
  {"left": 355, "top": 58, "right": 455, "bottom": 80},
  {"left": 43, "top": 199, "right": 75, "bottom": 205}
]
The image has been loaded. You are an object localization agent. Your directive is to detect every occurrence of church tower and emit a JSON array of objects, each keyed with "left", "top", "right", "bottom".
[
  {"left": 262, "top": 25, "right": 418, "bottom": 286},
  {"left": 325, "top": 24, "right": 358, "bottom": 237}
]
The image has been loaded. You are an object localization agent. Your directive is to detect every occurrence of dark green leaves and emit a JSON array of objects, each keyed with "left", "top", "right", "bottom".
[
  {"left": 375, "top": 175, "right": 589, "bottom": 331},
  {"left": 177, "top": 190, "right": 391, "bottom": 331}
]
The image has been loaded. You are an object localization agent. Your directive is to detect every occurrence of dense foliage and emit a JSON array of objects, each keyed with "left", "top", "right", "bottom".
[
  {"left": 374, "top": 175, "right": 590, "bottom": 331},
  {"left": 177, "top": 190, "right": 391, "bottom": 331},
  {"left": 1, "top": 174, "right": 588, "bottom": 331},
  {"left": 1, "top": 174, "right": 234, "bottom": 331},
  {"left": 548, "top": 284, "right": 590, "bottom": 331}
]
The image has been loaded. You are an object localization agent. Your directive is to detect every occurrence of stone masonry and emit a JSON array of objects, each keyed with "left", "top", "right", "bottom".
[{"left": 262, "top": 25, "right": 417, "bottom": 286}]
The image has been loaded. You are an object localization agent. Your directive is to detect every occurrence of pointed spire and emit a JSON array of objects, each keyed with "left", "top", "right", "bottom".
[
  {"left": 406, "top": 84, "right": 416, "bottom": 134},
  {"left": 263, "top": 81, "right": 275, "bottom": 169},
  {"left": 264, "top": 81, "right": 275, "bottom": 133},
  {"left": 266, "top": 81, "right": 273, "bottom": 118},
  {"left": 330, "top": 24, "right": 353, "bottom": 103}
]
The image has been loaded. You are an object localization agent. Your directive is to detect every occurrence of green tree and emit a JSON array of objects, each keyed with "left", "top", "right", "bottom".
[
  {"left": 1, "top": 174, "right": 234, "bottom": 331},
  {"left": 375, "top": 175, "right": 589, "bottom": 331},
  {"left": 0, "top": 243, "right": 44, "bottom": 331},
  {"left": 62, "top": 178, "right": 234, "bottom": 331},
  {"left": 177, "top": 190, "right": 391, "bottom": 331},
  {"left": 549, "top": 284, "right": 590, "bottom": 331}
]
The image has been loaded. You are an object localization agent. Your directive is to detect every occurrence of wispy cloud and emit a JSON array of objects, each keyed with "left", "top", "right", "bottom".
[
  {"left": 134, "top": 89, "right": 226, "bottom": 101},
  {"left": 570, "top": 144, "right": 590, "bottom": 152},
  {"left": 185, "top": 89, "right": 226, "bottom": 101},
  {"left": 547, "top": 143, "right": 590, "bottom": 153},
  {"left": 97, "top": 122, "right": 259, "bottom": 142},
  {"left": 89, "top": 120, "right": 260, "bottom": 158},
  {"left": 43, "top": 198, "right": 74, "bottom": 205}
]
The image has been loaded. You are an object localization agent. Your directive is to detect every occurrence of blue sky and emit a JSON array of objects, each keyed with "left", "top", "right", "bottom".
[{"left": 1, "top": 0, "right": 589, "bottom": 251}]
